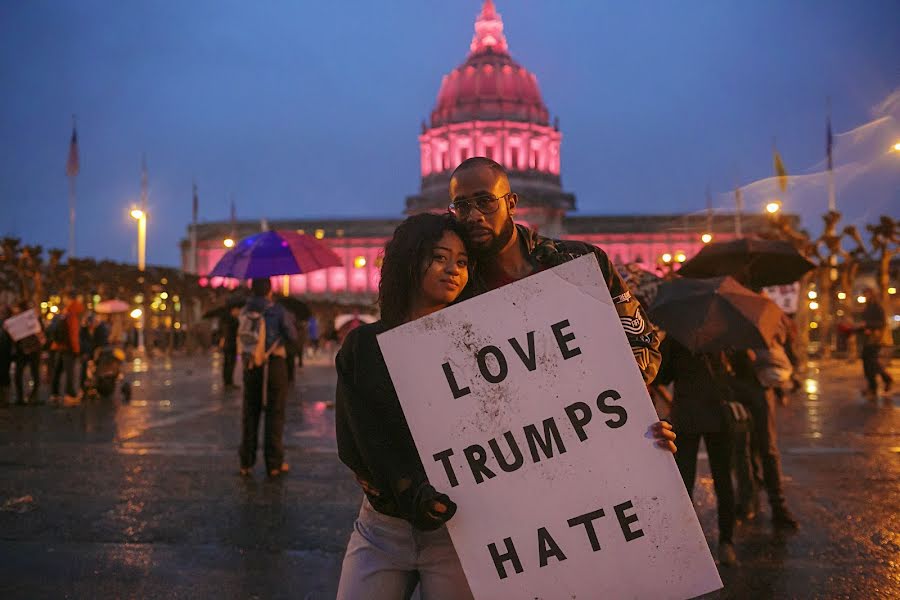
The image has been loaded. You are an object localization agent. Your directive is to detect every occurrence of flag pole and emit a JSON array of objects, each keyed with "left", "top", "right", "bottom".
[
  {"left": 68, "top": 173, "right": 76, "bottom": 261},
  {"left": 190, "top": 180, "right": 199, "bottom": 274},
  {"left": 66, "top": 115, "right": 80, "bottom": 261},
  {"left": 826, "top": 97, "right": 836, "bottom": 213}
]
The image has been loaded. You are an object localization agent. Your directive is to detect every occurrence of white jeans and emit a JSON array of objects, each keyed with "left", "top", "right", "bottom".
[{"left": 336, "top": 497, "right": 474, "bottom": 600}]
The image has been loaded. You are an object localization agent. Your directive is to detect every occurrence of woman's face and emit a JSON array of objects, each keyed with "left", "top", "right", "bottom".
[{"left": 418, "top": 230, "right": 469, "bottom": 308}]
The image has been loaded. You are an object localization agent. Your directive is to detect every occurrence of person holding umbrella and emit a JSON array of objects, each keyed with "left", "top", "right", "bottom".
[
  {"left": 650, "top": 276, "right": 789, "bottom": 566},
  {"left": 238, "top": 278, "right": 298, "bottom": 478}
]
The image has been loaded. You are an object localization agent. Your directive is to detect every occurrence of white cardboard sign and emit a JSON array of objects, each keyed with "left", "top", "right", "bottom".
[
  {"left": 377, "top": 255, "right": 721, "bottom": 600},
  {"left": 2, "top": 310, "right": 42, "bottom": 342}
]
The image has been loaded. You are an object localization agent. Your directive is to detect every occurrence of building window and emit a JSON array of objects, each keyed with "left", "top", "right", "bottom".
[
  {"left": 460, "top": 147, "right": 469, "bottom": 161},
  {"left": 484, "top": 145, "right": 494, "bottom": 161},
  {"left": 510, "top": 147, "right": 520, "bottom": 169}
]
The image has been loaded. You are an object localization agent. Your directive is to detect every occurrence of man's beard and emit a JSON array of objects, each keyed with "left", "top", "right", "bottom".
[{"left": 469, "top": 216, "right": 515, "bottom": 259}]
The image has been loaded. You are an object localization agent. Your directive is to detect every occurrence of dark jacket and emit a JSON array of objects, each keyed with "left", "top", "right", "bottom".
[
  {"left": 467, "top": 224, "right": 662, "bottom": 383},
  {"left": 335, "top": 322, "right": 445, "bottom": 529},
  {"left": 656, "top": 337, "right": 729, "bottom": 434},
  {"left": 220, "top": 313, "right": 239, "bottom": 352}
]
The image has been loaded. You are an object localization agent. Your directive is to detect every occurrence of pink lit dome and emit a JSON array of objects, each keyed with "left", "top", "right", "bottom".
[{"left": 430, "top": 0, "right": 550, "bottom": 127}]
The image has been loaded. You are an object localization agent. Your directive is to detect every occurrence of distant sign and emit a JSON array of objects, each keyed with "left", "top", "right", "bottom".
[
  {"left": 378, "top": 255, "right": 721, "bottom": 600},
  {"left": 2, "top": 310, "right": 41, "bottom": 342},
  {"left": 763, "top": 282, "right": 801, "bottom": 314}
]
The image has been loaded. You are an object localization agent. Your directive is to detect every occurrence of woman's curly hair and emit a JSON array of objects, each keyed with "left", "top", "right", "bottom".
[{"left": 378, "top": 213, "right": 469, "bottom": 328}]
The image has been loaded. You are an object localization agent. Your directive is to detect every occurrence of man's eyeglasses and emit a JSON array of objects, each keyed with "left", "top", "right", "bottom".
[{"left": 448, "top": 192, "right": 512, "bottom": 217}]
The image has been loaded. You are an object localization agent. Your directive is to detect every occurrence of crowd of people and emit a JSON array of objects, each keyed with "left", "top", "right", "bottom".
[{"left": 0, "top": 291, "right": 114, "bottom": 405}]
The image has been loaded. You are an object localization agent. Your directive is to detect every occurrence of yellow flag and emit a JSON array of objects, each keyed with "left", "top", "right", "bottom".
[{"left": 773, "top": 150, "right": 788, "bottom": 193}]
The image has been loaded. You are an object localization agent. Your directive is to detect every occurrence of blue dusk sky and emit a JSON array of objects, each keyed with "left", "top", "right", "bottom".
[{"left": 1, "top": 0, "right": 898, "bottom": 266}]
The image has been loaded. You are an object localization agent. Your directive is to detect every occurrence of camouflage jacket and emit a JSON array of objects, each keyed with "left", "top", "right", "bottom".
[{"left": 469, "top": 224, "right": 662, "bottom": 383}]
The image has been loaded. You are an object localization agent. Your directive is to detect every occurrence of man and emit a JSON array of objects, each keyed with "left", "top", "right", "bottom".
[
  {"left": 10, "top": 302, "right": 43, "bottom": 404},
  {"left": 51, "top": 291, "right": 84, "bottom": 405},
  {"left": 238, "top": 278, "right": 298, "bottom": 478},
  {"left": 448, "top": 157, "right": 663, "bottom": 384},
  {"left": 79, "top": 314, "right": 109, "bottom": 392},
  {"left": 219, "top": 304, "right": 240, "bottom": 389},
  {"left": 448, "top": 157, "right": 674, "bottom": 452},
  {"left": 859, "top": 287, "right": 893, "bottom": 399}
]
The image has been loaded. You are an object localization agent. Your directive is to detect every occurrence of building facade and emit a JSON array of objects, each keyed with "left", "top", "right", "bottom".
[{"left": 182, "top": 1, "right": 785, "bottom": 302}]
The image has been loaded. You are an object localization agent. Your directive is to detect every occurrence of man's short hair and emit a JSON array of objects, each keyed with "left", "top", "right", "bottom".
[
  {"left": 450, "top": 156, "right": 508, "bottom": 182},
  {"left": 250, "top": 277, "right": 272, "bottom": 296}
]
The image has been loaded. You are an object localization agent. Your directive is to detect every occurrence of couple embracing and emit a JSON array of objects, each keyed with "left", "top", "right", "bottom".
[{"left": 334, "top": 157, "right": 676, "bottom": 599}]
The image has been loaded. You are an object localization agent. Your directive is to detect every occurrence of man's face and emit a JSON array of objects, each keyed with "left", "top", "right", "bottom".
[{"left": 449, "top": 165, "right": 517, "bottom": 258}]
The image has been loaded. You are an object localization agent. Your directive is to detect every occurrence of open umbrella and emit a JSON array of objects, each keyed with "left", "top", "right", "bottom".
[
  {"left": 277, "top": 296, "right": 311, "bottom": 321},
  {"left": 677, "top": 238, "right": 814, "bottom": 288},
  {"left": 94, "top": 299, "right": 130, "bottom": 314},
  {"left": 209, "top": 230, "right": 343, "bottom": 279},
  {"left": 649, "top": 276, "right": 785, "bottom": 353}
]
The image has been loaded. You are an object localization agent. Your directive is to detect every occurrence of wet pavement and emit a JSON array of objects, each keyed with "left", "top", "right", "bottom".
[{"left": 1, "top": 352, "right": 898, "bottom": 599}]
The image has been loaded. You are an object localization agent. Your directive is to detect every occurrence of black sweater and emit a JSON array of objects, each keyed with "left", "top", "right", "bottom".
[{"left": 335, "top": 321, "right": 450, "bottom": 529}]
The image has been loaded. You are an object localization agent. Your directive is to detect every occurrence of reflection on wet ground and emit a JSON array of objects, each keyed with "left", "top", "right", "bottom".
[{"left": 0, "top": 352, "right": 897, "bottom": 598}]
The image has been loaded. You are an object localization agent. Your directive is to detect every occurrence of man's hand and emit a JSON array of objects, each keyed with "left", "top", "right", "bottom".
[{"left": 650, "top": 420, "right": 677, "bottom": 453}]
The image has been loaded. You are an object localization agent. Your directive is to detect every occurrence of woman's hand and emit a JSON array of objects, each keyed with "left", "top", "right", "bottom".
[{"left": 651, "top": 420, "right": 677, "bottom": 453}]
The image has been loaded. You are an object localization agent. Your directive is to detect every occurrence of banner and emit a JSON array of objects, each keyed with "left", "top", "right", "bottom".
[{"left": 378, "top": 255, "right": 721, "bottom": 599}]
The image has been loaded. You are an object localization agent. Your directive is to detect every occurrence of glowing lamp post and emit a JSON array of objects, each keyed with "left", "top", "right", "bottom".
[
  {"left": 223, "top": 238, "right": 235, "bottom": 248},
  {"left": 766, "top": 201, "right": 782, "bottom": 215},
  {"left": 701, "top": 233, "right": 713, "bottom": 244},
  {"left": 130, "top": 207, "right": 147, "bottom": 353}
]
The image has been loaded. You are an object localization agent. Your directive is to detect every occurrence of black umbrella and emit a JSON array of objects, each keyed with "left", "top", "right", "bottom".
[
  {"left": 677, "top": 238, "right": 814, "bottom": 288},
  {"left": 649, "top": 276, "right": 785, "bottom": 353},
  {"left": 201, "top": 296, "right": 247, "bottom": 320},
  {"left": 276, "top": 296, "right": 311, "bottom": 321}
]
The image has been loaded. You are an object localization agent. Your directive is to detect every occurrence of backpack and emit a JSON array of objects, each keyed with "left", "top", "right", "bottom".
[
  {"left": 752, "top": 344, "right": 793, "bottom": 388},
  {"left": 237, "top": 307, "right": 267, "bottom": 369}
]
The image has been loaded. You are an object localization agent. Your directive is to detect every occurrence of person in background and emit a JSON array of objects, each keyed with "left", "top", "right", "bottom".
[
  {"left": 306, "top": 315, "right": 319, "bottom": 359},
  {"left": 729, "top": 343, "right": 799, "bottom": 531},
  {"left": 238, "top": 278, "right": 298, "bottom": 478},
  {"left": 50, "top": 291, "right": 84, "bottom": 404},
  {"left": 656, "top": 338, "right": 738, "bottom": 566},
  {"left": 219, "top": 304, "right": 240, "bottom": 390},
  {"left": 859, "top": 287, "right": 893, "bottom": 399},
  {"left": 11, "top": 302, "right": 44, "bottom": 405},
  {"left": 79, "top": 313, "right": 110, "bottom": 392}
]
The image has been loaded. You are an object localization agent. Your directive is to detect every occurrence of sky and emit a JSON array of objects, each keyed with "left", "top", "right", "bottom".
[{"left": 1, "top": 0, "right": 898, "bottom": 267}]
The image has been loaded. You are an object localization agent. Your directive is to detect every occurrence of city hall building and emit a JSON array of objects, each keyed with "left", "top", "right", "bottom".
[{"left": 182, "top": 1, "right": 774, "bottom": 301}]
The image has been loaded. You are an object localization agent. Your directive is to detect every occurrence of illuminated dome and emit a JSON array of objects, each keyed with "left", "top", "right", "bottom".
[
  {"left": 407, "top": 1, "right": 575, "bottom": 234},
  {"left": 431, "top": 0, "right": 550, "bottom": 127}
]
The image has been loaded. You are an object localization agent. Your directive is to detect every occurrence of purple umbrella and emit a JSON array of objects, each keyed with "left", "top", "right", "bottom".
[{"left": 209, "top": 230, "right": 343, "bottom": 279}]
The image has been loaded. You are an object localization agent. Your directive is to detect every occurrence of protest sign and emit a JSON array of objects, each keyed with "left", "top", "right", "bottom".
[
  {"left": 2, "top": 310, "right": 42, "bottom": 342},
  {"left": 378, "top": 254, "right": 722, "bottom": 599},
  {"left": 763, "top": 282, "right": 800, "bottom": 314}
]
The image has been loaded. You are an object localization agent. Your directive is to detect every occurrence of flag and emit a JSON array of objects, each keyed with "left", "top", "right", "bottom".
[
  {"left": 826, "top": 115, "right": 834, "bottom": 172},
  {"left": 65, "top": 126, "right": 79, "bottom": 177},
  {"left": 773, "top": 149, "right": 788, "bottom": 193},
  {"left": 192, "top": 182, "right": 199, "bottom": 224}
]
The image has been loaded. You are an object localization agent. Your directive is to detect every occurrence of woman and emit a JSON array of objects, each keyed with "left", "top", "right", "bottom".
[
  {"left": 656, "top": 337, "right": 737, "bottom": 566},
  {"left": 336, "top": 214, "right": 676, "bottom": 598}
]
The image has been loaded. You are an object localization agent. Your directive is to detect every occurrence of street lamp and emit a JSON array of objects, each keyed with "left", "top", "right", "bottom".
[
  {"left": 130, "top": 206, "right": 147, "bottom": 353},
  {"left": 661, "top": 253, "right": 673, "bottom": 264},
  {"left": 701, "top": 233, "right": 713, "bottom": 244},
  {"left": 766, "top": 201, "right": 782, "bottom": 215},
  {"left": 223, "top": 238, "right": 235, "bottom": 248},
  {"left": 674, "top": 252, "right": 687, "bottom": 263},
  {"left": 892, "top": 142, "right": 900, "bottom": 152}
]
